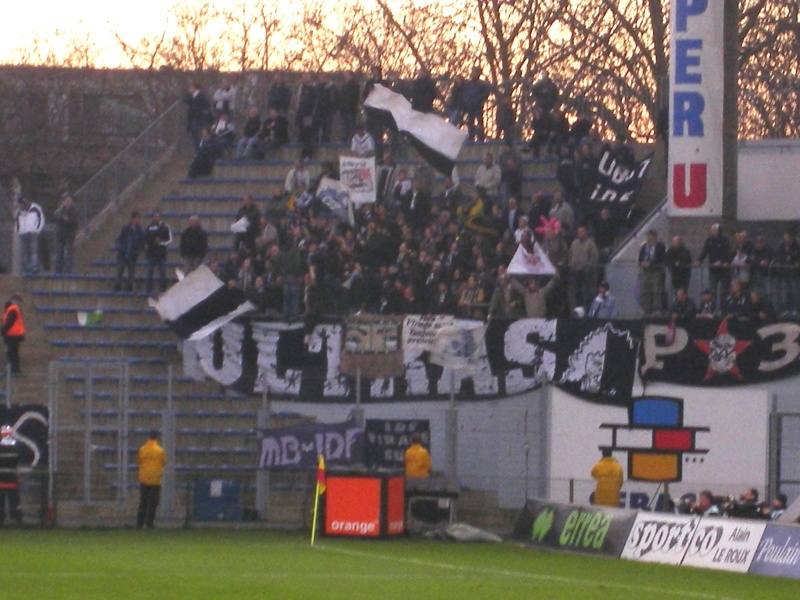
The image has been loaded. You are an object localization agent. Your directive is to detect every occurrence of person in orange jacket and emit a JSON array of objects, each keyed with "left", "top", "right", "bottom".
[
  {"left": 137, "top": 430, "right": 166, "bottom": 529},
  {"left": 591, "top": 448, "right": 624, "bottom": 507},
  {"left": 1, "top": 294, "right": 25, "bottom": 375},
  {"left": 404, "top": 433, "right": 431, "bottom": 478}
]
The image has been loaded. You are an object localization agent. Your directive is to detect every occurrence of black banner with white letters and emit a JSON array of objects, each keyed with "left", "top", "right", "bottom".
[
  {"left": 588, "top": 144, "right": 653, "bottom": 206},
  {"left": 640, "top": 317, "right": 800, "bottom": 386},
  {"left": 189, "top": 315, "right": 800, "bottom": 403},
  {"left": 364, "top": 419, "right": 430, "bottom": 469}
]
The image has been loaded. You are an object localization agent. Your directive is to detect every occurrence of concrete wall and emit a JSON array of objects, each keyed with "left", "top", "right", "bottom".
[{"left": 270, "top": 387, "right": 548, "bottom": 509}]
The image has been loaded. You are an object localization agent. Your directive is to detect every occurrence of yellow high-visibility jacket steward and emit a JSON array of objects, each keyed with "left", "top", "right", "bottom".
[
  {"left": 404, "top": 443, "right": 431, "bottom": 478},
  {"left": 591, "top": 456, "right": 624, "bottom": 507},
  {"left": 138, "top": 439, "right": 166, "bottom": 486}
]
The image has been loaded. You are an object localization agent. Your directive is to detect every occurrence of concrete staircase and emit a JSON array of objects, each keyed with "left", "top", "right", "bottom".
[{"left": 5, "top": 136, "right": 662, "bottom": 529}]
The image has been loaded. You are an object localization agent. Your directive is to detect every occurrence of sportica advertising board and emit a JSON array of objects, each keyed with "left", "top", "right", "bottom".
[
  {"left": 682, "top": 520, "right": 767, "bottom": 573},
  {"left": 621, "top": 513, "right": 699, "bottom": 565},
  {"left": 548, "top": 386, "right": 769, "bottom": 507},
  {"left": 668, "top": 0, "right": 725, "bottom": 215},
  {"left": 749, "top": 524, "right": 800, "bottom": 579},
  {"left": 512, "top": 499, "right": 636, "bottom": 557}
]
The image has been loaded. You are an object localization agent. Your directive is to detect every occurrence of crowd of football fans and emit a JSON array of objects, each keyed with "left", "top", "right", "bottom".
[{"left": 106, "top": 70, "right": 800, "bottom": 324}]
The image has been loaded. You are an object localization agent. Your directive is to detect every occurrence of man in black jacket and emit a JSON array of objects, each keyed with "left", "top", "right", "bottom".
[
  {"left": 114, "top": 212, "right": 144, "bottom": 292},
  {"left": 411, "top": 68, "right": 437, "bottom": 113},
  {"left": 696, "top": 223, "right": 731, "bottom": 301},
  {"left": 639, "top": 229, "right": 666, "bottom": 315},
  {"left": 235, "top": 107, "right": 263, "bottom": 159},
  {"left": 184, "top": 81, "right": 212, "bottom": 150},
  {"left": 179, "top": 216, "right": 208, "bottom": 274},
  {"left": 296, "top": 74, "right": 321, "bottom": 159},
  {"left": 338, "top": 71, "right": 361, "bottom": 142},
  {"left": 665, "top": 235, "right": 693, "bottom": 296},
  {"left": 144, "top": 210, "right": 173, "bottom": 295},
  {"left": 233, "top": 195, "right": 261, "bottom": 255}
]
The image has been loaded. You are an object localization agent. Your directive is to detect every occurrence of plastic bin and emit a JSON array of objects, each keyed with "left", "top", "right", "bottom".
[{"left": 192, "top": 479, "right": 243, "bottom": 522}]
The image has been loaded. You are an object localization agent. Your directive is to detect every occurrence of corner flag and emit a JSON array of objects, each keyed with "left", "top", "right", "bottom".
[
  {"left": 316, "top": 455, "right": 326, "bottom": 496},
  {"left": 311, "top": 454, "right": 326, "bottom": 545}
]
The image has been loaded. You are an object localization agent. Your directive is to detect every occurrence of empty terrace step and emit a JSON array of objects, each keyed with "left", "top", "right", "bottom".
[
  {"left": 31, "top": 288, "right": 153, "bottom": 299},
  {"left": 50, "top": 339, "right": 176, "bottom": 350},
  {"left": 45, "top": 323, "right": 170, "bottom": 333},
  {"left": 36, "top": 307, "right": 161, "bottom": 325},
  {"left": 63, "top": 373, "right": 237, "bottom": 388},
  {"left": 76, "top": 406, "right": 257, "bottom": 419},
  {"left": 27, "top": 274, "right": 178, "bottom": 290},
  {"left": 51, "top": 357, "right": 167, "bottom": 367}
]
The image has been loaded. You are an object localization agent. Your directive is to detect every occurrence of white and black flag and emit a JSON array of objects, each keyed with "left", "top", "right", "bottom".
[
  {"left": 364, "top": 84, "right": 468, "bottom": 176},
  {"left": 588, "top": 144, "right": 653, "bottom": 206},
  {"left": 150, "top": 265, "right": 256, "bottom": 341}
]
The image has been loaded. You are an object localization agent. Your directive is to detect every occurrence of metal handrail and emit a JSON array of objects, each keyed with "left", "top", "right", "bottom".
[
  {"left": 611, "top": 195, "right": 668, "bottom": 261},
  {"left": 73, "top": 101, "right": 183, "bottom": 242}
]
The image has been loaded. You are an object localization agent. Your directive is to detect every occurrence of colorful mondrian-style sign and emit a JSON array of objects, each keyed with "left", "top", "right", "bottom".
[{"left": 600, "top": 396, "right": 709, "bottom": 482}]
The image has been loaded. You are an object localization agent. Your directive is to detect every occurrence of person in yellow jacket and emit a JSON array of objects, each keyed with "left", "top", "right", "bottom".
[
  {"left": 1, "top": 294, "right": 25, "bottom": 375},
  {"left": 404, "top": 433, "right": 431, "bottom": 478},
  {"left": 137, "top": 430, "right": 166, "bottom": 529},
  {"left": 591, "top": 448, "right": 624, "bottom": 507}
]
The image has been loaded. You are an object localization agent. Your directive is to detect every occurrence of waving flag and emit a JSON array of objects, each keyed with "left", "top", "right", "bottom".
[
  {"left": 316, "top": 176, "right": 355, "bottom": 225},
  {"left": 150, "top": 265, "right": 255, "bottom": 341},
  {"left": 364, "top": 84, "right": 467, "bottom": 175}
]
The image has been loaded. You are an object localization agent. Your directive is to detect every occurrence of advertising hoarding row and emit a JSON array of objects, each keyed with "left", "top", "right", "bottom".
[{"left": 514, "top": 499, "right": 800, "bottom": 579}]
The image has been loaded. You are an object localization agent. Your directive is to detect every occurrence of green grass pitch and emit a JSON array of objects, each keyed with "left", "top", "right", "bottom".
[{"left": 1, "top": 529, "right": 798, "bottom": 599}]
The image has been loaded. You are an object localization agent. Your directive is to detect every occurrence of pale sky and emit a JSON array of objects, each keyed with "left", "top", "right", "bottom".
[
  {"left": 1, "top": 0, "right": 411, "bottom": 68},
  {"left": 3, "top": 2, "right": 178, "bottom": 66},
  {"left": 1, "top": 1, "right": 268, "bottom": 67}
]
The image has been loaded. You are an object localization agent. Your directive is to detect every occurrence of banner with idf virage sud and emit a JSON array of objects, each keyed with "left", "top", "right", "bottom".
[
  {"left": 588, "top": 144, "right": 653, "bottom": 207},
  {"left": 668, "top": 0, "right": 724, "bottom": 215},
  {"left": 257, "top": 419, "right": 364, "bottom": 470},
  {"left": 364, "top": 419, "right": 430, "bottom": 470},
  {"left": 339, "top": 156, "right": 376, "bottom": 205}
]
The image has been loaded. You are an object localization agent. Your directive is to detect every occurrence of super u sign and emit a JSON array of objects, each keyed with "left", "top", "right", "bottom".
[{"left": 668, "top": 0, "right": 725, "bottom": 216}]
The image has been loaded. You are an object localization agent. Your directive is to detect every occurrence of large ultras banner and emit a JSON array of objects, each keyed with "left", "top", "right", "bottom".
[
  {"left": 548, "top": 386, "right": 769, "bottom": 509},
  {"left": 192, "top": 316, "right": 642, "bottom": 402},
  {"left": 188, "top": 315, "right": 800, "bottom": 402}
]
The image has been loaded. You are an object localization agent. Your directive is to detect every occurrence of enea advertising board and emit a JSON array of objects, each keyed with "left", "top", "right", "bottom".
[
  {"left": 512, "top": 499, "right": 636, "bottom": 558},
  {"left": 668, "top": 0, "right": 725, "bottom": 216}
]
